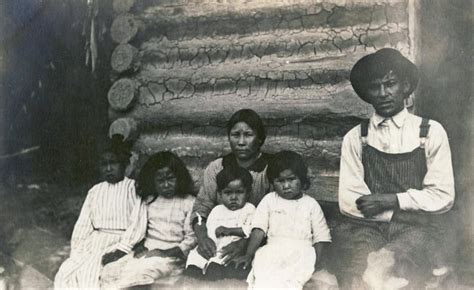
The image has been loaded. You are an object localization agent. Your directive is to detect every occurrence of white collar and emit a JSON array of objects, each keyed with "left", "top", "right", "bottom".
[{"left": 372, "top": 108, "right": 408, "bottom": 128}]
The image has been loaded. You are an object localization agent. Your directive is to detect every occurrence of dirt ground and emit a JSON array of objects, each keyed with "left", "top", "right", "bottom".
[{"left": 0, "top": 182, "right": 85, "bottom": 288}]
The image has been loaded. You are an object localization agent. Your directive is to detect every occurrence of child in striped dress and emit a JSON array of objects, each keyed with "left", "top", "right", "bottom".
[
  {"left": 234, "top": 151, "right": 332, "bottom": 290},
  {"left": 100, "top": 151, "right": 197, "bottom": 288},
  {"left": 54, "top": 136, "right": 144, "bottom": 288}
]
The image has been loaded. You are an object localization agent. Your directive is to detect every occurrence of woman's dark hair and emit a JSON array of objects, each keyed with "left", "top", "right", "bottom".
[
  {"left": 216, "top": 166, "right": 253, "bottom": 194},
  {"left": 226, "top": 109, "right": 266, "bottom": 147},
  {"left": 100, "top": 134, "right": 133, "bottom": 165},
  {"left": 267, "top": 150, "right": 310, "bottom": 190},
  {"left": 137, "top": 151, "right": 194, "bottom": 202}
]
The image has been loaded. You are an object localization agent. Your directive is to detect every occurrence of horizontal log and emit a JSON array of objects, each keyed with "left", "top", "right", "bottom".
[
  {"left": 111, "top": 44, "right": 140, "bottom": 73},
  {"left": 107, "top": 78, "right": 137, "bottom": 111},
  {"left": 138, "top": 0, "right": 406, "bottom": 18},
  {"left": 138, "top": 64, "right": 353, "bottom": 87},
  {"left": 138, "top": 27, "right": 409, "bottom": 69},
  {"left": 108, "top": 111, "right": 366, "bottom": 146},
  {"left": 135, "top": 44, "right": 412, "bottom": 87},
  {"left": 112, "top": 76, "right": 372, "bottom": 127},
  {"left": 111, "top": 14, "right": 139, "bottom": 44},
  {"left": 133, "top": 1, "right": 407, "bottom": 41}
]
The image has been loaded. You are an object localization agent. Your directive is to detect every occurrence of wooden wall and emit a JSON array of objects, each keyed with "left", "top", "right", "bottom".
[{"left": 106, "top": 0, "right": 412, "bottom": 201}]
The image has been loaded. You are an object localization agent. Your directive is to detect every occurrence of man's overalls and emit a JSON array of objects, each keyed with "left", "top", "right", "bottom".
[{"left": 334, "top": 118, "right": 440, "bottom": 288}]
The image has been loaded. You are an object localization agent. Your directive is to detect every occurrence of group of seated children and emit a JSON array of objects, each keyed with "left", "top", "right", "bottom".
[{"left": 54, "top": 137, "right": 332, "bottom": 289}]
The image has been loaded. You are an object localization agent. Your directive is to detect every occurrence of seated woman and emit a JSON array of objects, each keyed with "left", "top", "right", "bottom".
[
  {"left": 192, "top": 108, "right": 272, "bottom": 267},
  {"left": 100, "top": 151, "right": 197, "bottom": 288},
  {"left": 54, "top": 136, "right": 143, "bottom": 288}
]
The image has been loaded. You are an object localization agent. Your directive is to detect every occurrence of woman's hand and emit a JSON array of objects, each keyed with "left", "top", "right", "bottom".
[
  {"left": 233, "top": 254, "right": 253, "bottom": 270},
  {"left": 194, "top": 222, "right": 217, "bottom": 259},
  {"left": 196, "top": 237, "right": 217, "bottom": 260},
  {"left": 101, "top": 250, "right": 127, "bottom": 266},
  {"left": 220, "top": 238, "right": 248, "bottom": 266}
]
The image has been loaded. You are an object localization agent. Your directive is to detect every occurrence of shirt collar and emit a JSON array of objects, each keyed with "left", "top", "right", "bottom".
[{"left": 372, "top": 108, "right": 408, "bottom": 128}]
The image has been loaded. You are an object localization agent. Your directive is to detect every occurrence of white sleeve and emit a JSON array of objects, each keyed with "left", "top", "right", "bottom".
[
  {"left": 396, "top": 121, "right": 455, "bottom": 213},
  {"left": 311, "top": 201, "right": 331, "bottom": 244},
  {"left": 241, "top": 204, "right": 256, "bottom": 238},
  {"left": 205, "top": 205, "right": 220, "bottom": 242},
  {"left": 178, "top": 198, "right": 198, "bottom": 256},
  {"left": 251, "top": 195, "right": 271, "bottom": 235},
  {"left": 70, "top": 188, "right": 95, "bottom": 256}
]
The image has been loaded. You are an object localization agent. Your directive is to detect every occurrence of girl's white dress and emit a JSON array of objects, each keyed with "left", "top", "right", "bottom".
[
  {"left": 100, "top": 195, "right": 196, "bottom": 288},
  {"left": 186, "top": 202, "right": 255, "bottom": 272},
  {"left": 248, "top": 192, "right": 331, "bottom": 290},
  {"left": 54, "top": 177, "right": 144, "bottom": 288}
]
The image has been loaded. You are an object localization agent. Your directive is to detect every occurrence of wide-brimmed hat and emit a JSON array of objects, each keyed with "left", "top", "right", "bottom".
[{"left": 350, "top": 48, "right": 419, "bottom": 103}]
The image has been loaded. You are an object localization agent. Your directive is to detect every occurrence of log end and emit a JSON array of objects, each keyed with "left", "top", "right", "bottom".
[
  {"left": 107, "top": 78, "right": 137, "bottom": 111},
  {"left": 111, "top": 14, "right": 138, "bottom": 44},
  {"left": 111, "top": 44, "right": 139, "bottom": 73},
  {"left": 113, "top": 0, "right": 135, "bottom": 14},
  {"left": 109, "top": 117, "right": 139, "bottom": 141}
]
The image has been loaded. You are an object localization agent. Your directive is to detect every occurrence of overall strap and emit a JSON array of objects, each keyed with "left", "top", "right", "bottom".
[
  {"left": 419, "top": 118, "right": 430, "bottom": 148},
  {"left": 360, "top": 119, "right": 370, "bottom": 146}
]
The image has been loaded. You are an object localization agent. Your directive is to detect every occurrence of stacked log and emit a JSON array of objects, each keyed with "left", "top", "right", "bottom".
[{"left": 106, "top": 0, "right": 413, "bottom": 201}]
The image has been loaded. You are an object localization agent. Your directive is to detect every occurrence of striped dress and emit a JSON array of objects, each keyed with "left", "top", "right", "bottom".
[{"left": 54, "top": 177, "right": 145, "bottom": 289}]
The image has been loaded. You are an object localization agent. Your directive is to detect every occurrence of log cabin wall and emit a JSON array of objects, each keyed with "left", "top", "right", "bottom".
[{"left": 107, "top": 0, "right": 413, "bottom": 201}]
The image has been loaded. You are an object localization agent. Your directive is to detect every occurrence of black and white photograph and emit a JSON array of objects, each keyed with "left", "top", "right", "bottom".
[{"left": 0, "top": 0, "right": 472, "bottom": 289}]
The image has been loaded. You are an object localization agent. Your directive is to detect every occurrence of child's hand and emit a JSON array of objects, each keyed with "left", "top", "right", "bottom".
[
  {"left": 233, "top": 254, "right": 253, "bottom": 270},
  {"left": 133, "top": 244, "right": 148, "bottom": 258},
  {"left": 215, "top": 226, "right": 231, "bottom": 237},
  {"left": 144, "top": 247, "right": 185, "bottom": 260},
  {"left": 101, "top": 250, "right": 127, "bottom": 266},
  {"left": 144, "top": 249, "right": 166, "bottom": 258}
]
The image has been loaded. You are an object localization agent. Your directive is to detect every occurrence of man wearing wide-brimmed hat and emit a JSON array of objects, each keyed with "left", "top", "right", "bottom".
[{"left": 335, "top": 48, "right": 455, "bottom": 289}]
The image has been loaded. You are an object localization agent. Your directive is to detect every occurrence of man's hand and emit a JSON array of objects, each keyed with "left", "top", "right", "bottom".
[
  {"left": 221, "top": 238, "right": 248, "bottom": 266},
  {"left": 101, "top": 250, "right": 127, "bottom": 266},
  {"left": 356, "top": 194, "right": 399, "bottom": 217}
]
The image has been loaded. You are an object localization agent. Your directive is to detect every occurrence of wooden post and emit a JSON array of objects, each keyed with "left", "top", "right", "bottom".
[
  {"left": 111, "top": 44, "right": 139, "bottom": 73},
  {"left": 107, "top": 78, "right": 137, "bottom": 111},
  {"left": 111, "top": 14, "right": 138, "bottom": 44}
]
